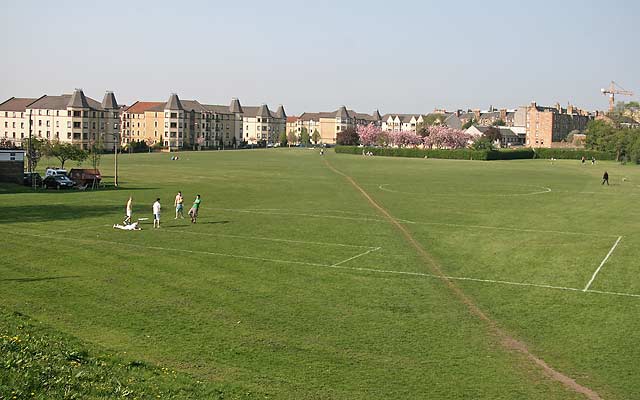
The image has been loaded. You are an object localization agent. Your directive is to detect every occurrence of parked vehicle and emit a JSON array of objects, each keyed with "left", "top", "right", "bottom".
[
  {"left": 68, "top": 168, "right": 101, "bottom": 187},
  {"left": 42, "top": 175, "right": 75, "bottom": 189},
  {"left": 23, "top": 172, "right": 42, "bottom": 187},
  {"left": 45, "top": 168, "right": 68, "bottom": 177}
]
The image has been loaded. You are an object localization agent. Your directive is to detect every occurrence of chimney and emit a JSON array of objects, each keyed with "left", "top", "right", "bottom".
[
  {"left": 567, "top": 104, "right": 574, "bottom": 114},
  {"left": 499, "top": 108, "right": 507, "bottom": 121},
  {"left": 555, "top": 102, "right": 561, "bottom": 112},
  {"left": 473, "top": 109, "right": 481, "bottom": 120}
]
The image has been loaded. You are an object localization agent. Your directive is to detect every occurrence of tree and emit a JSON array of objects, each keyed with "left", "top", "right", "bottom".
[
  {"left": 491, "top": 119, "right": 505, "bottom": 126},
  {"left": 336, "top": 126, "right": 359, "bottom": 145},
  {"left": 388, "top": 130, "right": 422, "bottom": 147},
  {"left": 88, "top": 137, "right": 104, "bottom": 170},
  {"left": 422, "top": 114, "right": 444, "bottom": 126},
  {"left": 45, "top": 141, "right": 88, "bottom": 169},
  {"left": 279, "top": 131, "right": 288, "bottom": 147},
  {"left": 471, "top": 136, "right": 494, "bottom": 150},
  {"left": 287, "top": 130, "right": 297, "bottom": 147},
  {"left": 357, "top": 124, "right": 383, "bottom": 146},
  {"left": 299, "top": 127, "right": 310, "bottom": 146},
  {"left": 311, "top": 129, "right": 321, "bottom": 144},
  {"left": 483, "top": 126, "right": 502, "bottom": 143},
  {"left": 423, "top": 126, "right": 470, "bottom": 149},
  {"left": 22, "top": 137, "right": 46, "bottom": 171},
  {"left": 461, "top": 119, "right": 475, "bottom": 130}
]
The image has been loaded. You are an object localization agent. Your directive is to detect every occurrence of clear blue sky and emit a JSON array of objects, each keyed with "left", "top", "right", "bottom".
[{"left": 0, "top": 0, "right": 637, "bottom": 115}]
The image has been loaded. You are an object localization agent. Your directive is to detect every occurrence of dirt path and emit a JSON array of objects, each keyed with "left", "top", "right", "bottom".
[{"left": 323, "top": 157, "right": 603, "bottom": 400}]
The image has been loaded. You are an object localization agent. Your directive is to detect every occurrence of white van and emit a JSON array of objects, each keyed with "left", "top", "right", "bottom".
[{"left": 45, "top": 168, "right": 68, "bottom": 177}]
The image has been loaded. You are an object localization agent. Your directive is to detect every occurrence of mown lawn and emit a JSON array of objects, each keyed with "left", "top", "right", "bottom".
[{"left": 1, "top": 148, "right": 638, "bottom": 399}]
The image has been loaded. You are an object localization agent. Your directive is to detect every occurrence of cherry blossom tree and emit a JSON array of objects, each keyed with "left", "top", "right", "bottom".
[
  {"left": 389, "top": 130, "right": 423, "bottom": 147},
  {"left": 357, "top": 123, "right": 383, "bottom": 146},
  {"left": 423, "top": 126, "right": 471, "bottom": 149}
]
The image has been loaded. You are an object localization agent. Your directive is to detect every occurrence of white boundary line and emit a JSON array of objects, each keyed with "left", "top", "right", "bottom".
[
  {"left": 166, "top": 229, "right": 377, "bottom": 249},
  {"left": 378, "top": 183, "right": 553, "bottom": 197},
  {"left": 210, "top": 207, "right": 618, "bottom": 238},
  {"left": 331, "top": 247, "right": 381, "bottom": 267},
  {"left": 6, "top": 229, "right": 639, "bottom": 299},
  {"left": 583, "top": 236, "right": 623, "bottom": 291}
]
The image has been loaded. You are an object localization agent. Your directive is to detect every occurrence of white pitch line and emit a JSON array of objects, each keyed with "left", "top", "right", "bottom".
[
  {"left": 7, "top": 229, "right": 640, "bottom": 299},
  {"left": 583, "top": 236, "right": 623, "bottom": 291},
  {"left": 378, "top": 183, "right": 552, "bottom": 197},
  {"left": 167, "top": 229, "right": 378, "bottom": 249},
  {"left": 331, "top": 247, "right": 381, "bottom": 267}
]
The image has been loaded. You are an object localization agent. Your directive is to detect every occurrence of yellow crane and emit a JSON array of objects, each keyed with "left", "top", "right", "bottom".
[{"left": 601, "top": 81, "right": 633, "bottom": 112}]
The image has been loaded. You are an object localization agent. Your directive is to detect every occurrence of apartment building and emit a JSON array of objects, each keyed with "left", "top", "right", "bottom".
[
  {"left": 293, "top": 106, "right": 381, "bottom": 144},
  {"left": 0, "top": 89, "right": 121, "bottom": 150},
  {"left": 241, "top": 104, "right": 287, "bottom": 144},
  {"left": 381, "top": 112, "right": 463, "bottom": 132},
  {"left": 525, "top": 102, "right": 592, "bottom": 148}
]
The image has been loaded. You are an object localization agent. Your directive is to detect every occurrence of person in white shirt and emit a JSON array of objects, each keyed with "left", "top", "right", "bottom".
[
  {"left": 113, "top": 221, "right": 141, "bottom": 231},
  {"left": 152, "top": 198, "right": 161, "bottom": 228},
  {"left": 124, "top": 196, "right": 133, "bottom": 225}
]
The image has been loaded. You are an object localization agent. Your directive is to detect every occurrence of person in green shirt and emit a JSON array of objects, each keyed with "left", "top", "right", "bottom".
[{"left": 188, "top": 194, "right": 201, "bottom": 223}]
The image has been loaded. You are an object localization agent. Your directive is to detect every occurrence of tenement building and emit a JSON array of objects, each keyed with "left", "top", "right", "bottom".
[
  {"left": 293, "top": 106, "right": 382, "bottom": 144},
  {"left": 122, "top": 95, "right": 286, "bottom": 149},
  {"left": 525, "top": 102, "right": 592, "bottom": 148},
  {"left": 0, "top": 89, "right": 121, "bottom": 150}
]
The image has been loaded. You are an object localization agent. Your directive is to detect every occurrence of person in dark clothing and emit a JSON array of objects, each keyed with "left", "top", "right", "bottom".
[{"left": 602, "top": 171, "right": 609, "bottom": 185}]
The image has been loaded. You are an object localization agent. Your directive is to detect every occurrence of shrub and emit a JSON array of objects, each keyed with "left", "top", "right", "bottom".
[
  {"left": 335, "top": 146, "right": 534, "bottom": 161},
  {"left": 532, "top": 148, "right": 615, "bottom": 160}
]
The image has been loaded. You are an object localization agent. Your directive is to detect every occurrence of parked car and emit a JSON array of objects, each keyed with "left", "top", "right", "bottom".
[
  {"left": 68, "top": 168, "right": 101, "bottom": 187},
  {"left": 45, "top": 168, "right": 68, "bottom": 177},
  {"left": 23, "top": 172, "right": 42, "bottom": 187},
  {"left": 42, "top": 175, "right": 75, "bottom": 189}
]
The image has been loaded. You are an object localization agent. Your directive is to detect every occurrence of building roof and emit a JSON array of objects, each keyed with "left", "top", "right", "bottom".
[
  {"left": 336, "top": 106, "right": 349, "bottom": 119},
  {"left": 274, "top": 105, "right": 286, "bottom": 119},
  {"left": 125, "top": 101, "right": 165, "bottom": 114},
  {"left": 101, "top": 91, "right": 119, "bottom": 109},
  {"left": 229, "top": 98, "right": 243, "bottom": 113},
  {"left": 180, "top": 100, "right": 207, "bottom": 113},
  {"left": 0, "top": 97, "right": 39, "bottom": 112},
  {"left": 257, "top": 104, "right": 271, "bottom": 118},
  {"left": 68, "top": 89, "right": 91, "bottom": 108},
  {"left": 203, "top": 104, "right": 234, "bottom": 115},
  {"left": 286, "top": 116, "right": 298, "bottom": 123},
  {"left": 28, "top": 94, "right": 103, "bottom": 110},
  {"left": 165, "top": 93, "right": 183, "bottom": 110}
]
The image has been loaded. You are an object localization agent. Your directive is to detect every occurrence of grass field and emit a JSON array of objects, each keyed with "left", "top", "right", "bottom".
[{"left": 1, "top": 148, "right": 639, "bottom": 399}]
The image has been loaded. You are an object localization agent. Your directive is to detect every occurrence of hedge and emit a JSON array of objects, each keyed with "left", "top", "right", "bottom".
[
  {"left": 334, "top": 146, "right": 533, "bottom": 161},
  {"left": 532, "top": 148, "right": 616, "bottom": 160},
  {"left": 334, "top": 146, "right": 616, "bottom": 161}
]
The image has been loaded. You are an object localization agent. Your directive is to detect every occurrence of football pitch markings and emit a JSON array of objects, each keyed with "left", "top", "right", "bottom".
[{"left": 6, "top": 218, "right": 635, "bottom": 299}]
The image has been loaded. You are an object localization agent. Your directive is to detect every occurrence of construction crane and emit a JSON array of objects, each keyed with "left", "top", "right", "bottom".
[{"left": 601, "top": 81, "right": 633, "bottom": 113}]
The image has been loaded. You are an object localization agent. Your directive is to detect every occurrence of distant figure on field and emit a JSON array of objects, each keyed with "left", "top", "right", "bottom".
[
  {"left": 550, "top": 157, "right": 556, "bottom": 165},
  {"left": 174, "top": 191, "right": 184, "bottom": 219},
  {"left": 124, "top": 196, "right": 133, "bottom": 225},
  {"left": 591, "top": 156, "right": 596, "bottom": 165},
  {"left": 602, "top": 171, "right": 609, "bottom": 185},
  {"left": 320, "top": 148, "right": 324, "bottom": 156},
  {"left": 581, "top": 156, "right": 586, "bottom": 164},
  {"left": 188, "top": 194, "right": 201, "bottom": 224},
  {"left": 113, "top": 221, "right": 141, "bottom": 231},
  {"left": 153, "top": 198, "right": 161, "bottom": 228}
]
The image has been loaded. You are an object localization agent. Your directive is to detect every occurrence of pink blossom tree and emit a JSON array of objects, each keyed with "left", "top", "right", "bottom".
[
  {"left": 423, "top": 126, "right": 471, "bottom": 149},
  {"left": 357, "top": 123, "right": 383, "bottom": 146},
  {"left": 389, "top": 130, "right": 423, "bottom": 147}
]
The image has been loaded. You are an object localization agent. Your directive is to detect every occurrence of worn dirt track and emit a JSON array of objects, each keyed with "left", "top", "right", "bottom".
[{"left": 323, "top": 157, "right": 603, "bottom": 400}]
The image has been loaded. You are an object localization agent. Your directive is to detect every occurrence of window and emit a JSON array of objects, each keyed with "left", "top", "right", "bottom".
[
  {"left": 38, "top": 120, "right": 42, "bottom": 126},
  {"left": 12, "top": 122, "right": 15, "bottom": 128},
  {"left": 46, "top": 131, "right": 50, "bottom": 138},
  {"left": 68, "top": 121, "right": 72, "bottom": 128},
  {"left": 92, "top": 122, "right": 96, "bottom": 129},
  {"left": 74, "top": 133, "right": 80, "bottom": 140},
  {"left": 170, "top": 113, "right": 177, "bottom": 119},
  {"left": 46, "top": 120, "right": 50, "bottom": 127},
  {"left": 83, "top": 122, "right": 88, "bottom": 128},
  {"left": 73, "top": 111, "right": 81, "bottom": 117},
  {"left": 20, "top": 122, "right": 24, "bottom": 129},
  {"left": 73, "top": 122, "right": 81, "bottom": 129},
  {"left": 56, "top": 121, "right": 59, "bottom": 127},
  {"left": 165, "top": 122, "right": 169, "bottom": 128}
]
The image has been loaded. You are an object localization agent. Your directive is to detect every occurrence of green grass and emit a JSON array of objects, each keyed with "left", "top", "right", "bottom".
[{"left": 1, "top": 149, "right": 639, "bottom": 399}]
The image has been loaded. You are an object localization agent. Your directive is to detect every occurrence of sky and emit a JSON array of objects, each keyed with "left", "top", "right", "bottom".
[{"left": 0, "top": 0, "right": 638, "bottom": 115}]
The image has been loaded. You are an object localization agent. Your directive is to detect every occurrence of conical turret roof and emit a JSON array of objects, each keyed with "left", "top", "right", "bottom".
[
  {"left": 373, "top": 109, "right": 382, "bottom": 120},
  {"left": 68, "top": 88, "right": 90, "bottom": 108},
  {"left": 229, "top": 98, "right": 243, "bottom": 113},
  {"left": 101, "top": 91, "right": 119, "bottom": 109},
  {"left": 257, "top": 104, "right": 271, "bottom": 118},
  {"left": 274, "top": 104, "right": 286, "bottom": 119},
  {"left": 336, "top": 105, "right": 349, "bottom": 119},
  {"left": 165, "top": 93, "right": 183, "bottom": 110}
]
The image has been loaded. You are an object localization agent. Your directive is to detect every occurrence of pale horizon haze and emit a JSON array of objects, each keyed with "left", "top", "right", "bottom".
[{"left": 0, "top": 0, "right": 638, "bottom": 115}]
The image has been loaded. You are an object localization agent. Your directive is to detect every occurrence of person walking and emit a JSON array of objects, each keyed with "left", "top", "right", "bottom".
[
  {"left": 124, "top": 196, "right": 133, "bottom": 225},
  {"left": 591, "top": 156, "right": 596, "bottom": 165},
  {"left": 602, "top": 171, "right": 609, "bottom": 185},
  {"left": 581, "top": 156, "right": 586, "bottom": 165},
  {"left": 174, "top": 191, "right": 184, "bottom": 219},
  {"left": 153, "top": 198, "right": 162, "bottom": 228},
  {"left": 188, "top": 194, "right": 201, "bottom": 224}
]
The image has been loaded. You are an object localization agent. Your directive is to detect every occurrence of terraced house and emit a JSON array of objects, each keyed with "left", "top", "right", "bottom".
[
  {"left": 293, "top": 106, "right": 382, "bottom": 144},
  {"left": 0, "top": 89, "right": 121, "bottom": 150}
]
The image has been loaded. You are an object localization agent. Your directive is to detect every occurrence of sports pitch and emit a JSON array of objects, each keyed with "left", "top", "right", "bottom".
[{"left": 1, "top": 149, "right": 639, "bottom": 399}]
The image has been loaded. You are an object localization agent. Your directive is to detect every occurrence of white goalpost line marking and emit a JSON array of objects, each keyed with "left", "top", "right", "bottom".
[
  {"left": 583, "top": 236, "right": 623, "bottom": 291},
  {"left": 7, "top": 230, "right": 639, "bottom": 300}
]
